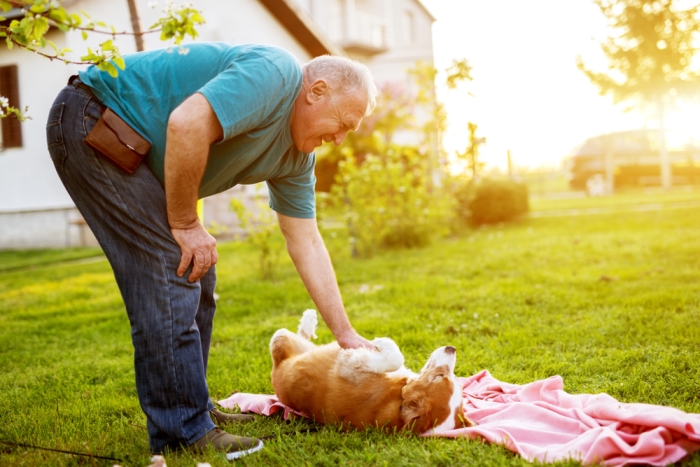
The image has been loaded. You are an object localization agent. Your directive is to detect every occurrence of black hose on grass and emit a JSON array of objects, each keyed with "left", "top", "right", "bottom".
[{"left": 0, "top": 439, "right": 123, "bottom": 462}]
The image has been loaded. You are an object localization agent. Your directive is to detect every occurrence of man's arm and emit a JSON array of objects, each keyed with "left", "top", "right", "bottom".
[
  {"left": 165, "top": 93, "right": 223, "bottom": 282},
  {"left": 276, "top": 212, "right": 374, "bottom": 350}
]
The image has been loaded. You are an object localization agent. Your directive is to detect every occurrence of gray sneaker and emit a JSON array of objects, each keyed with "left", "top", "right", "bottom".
[
  {"left": 210, "top": 408, "right": 255, "bottom": 425},
  {"left": 189, "top": 427, "right": 263, "bottom": 460}
]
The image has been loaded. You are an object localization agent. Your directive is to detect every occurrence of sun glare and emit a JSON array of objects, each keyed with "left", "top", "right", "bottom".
[{"left": 422, "top": 0, "right": 700, "bottom": 173}]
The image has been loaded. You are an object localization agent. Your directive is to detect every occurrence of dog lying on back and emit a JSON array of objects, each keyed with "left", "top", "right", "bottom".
[{"left": 270, "top": 310, "right": 475, "bottom": 433}]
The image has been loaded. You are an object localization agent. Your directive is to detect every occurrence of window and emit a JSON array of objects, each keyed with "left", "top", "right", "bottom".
[
  {"left": 0, "top": 64, "right": 23, "bottom": 149},
  {"left": 403, "top": 10, "right": 415, "bottom": 45}
]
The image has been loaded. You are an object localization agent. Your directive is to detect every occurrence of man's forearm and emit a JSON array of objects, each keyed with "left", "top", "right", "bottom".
[
  {"left": 164, "top": 93, "right": 223, "bottom": 229},
  {"left": 164, "top": 127, "right": 208, "bottom": 229},
  {"left": 287, "top": 237, "right": 355, "bottom": 339}
]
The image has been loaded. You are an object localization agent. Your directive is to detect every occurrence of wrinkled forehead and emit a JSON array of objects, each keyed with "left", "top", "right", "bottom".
[{"left": 333, "top": 89, "right": 370, "bottom": 118}]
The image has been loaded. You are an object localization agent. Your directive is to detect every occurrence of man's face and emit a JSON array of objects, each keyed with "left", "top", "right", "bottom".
[{"left": 291, "top": 79, "right": 367, "bottom": 153}]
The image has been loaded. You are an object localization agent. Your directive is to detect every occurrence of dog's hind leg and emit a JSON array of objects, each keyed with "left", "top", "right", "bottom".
[
  {"left": 270, "top": 329, "right": 311, "bottom": 365},
  {"left": 270, "top": 310, "right": 319, "bottom": 365}
]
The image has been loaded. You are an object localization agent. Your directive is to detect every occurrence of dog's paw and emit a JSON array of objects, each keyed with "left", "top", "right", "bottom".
[
  {"left": 368, "top": 337, "right": 404, "bottom": 373},
  {"left": 298, "top": 309, "right": 318, "bottom": 340}
]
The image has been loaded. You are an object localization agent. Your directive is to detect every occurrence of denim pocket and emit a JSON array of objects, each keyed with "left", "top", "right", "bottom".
[{"left": 46, "top": 102, "right": 66, "bottom": 169}]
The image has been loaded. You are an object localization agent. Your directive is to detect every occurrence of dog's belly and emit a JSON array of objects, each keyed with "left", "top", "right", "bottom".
[
  {"left": 272, "top": 345, "right": 339, "bottom": 416},
  {"left": 321, "top": 375, "right": 405, "bottom": 430},
  {"left": 273, "top": 350, "right": 406, "bottom": 430}
]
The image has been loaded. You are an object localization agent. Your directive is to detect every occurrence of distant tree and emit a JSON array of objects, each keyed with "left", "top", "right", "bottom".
[
  {"left": 445, "top": 58, "right": 473, "bottom": 91},
  {"left": 456, "top": 121, "right": 485, "bottom": 181},
  {"left": 0, "top": 0, "right": 205, "bottom": 120},
  {"left": 443, "top": 58, "right": 484, "bottom": 181},
  {"left": 577, "top": 0, "right": 700, "bottom": 188}
]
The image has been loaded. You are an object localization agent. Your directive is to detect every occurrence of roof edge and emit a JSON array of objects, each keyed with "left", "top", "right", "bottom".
[
  {"left": 258, "top": 0, "right": 346, "bottom": 57},
  {"left": 414, "top": 0, "right": 436, "bottom": 22}
]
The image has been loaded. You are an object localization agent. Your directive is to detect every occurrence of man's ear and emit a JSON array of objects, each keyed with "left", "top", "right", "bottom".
[{"left": 306, "top": 79, "right": 329, "bottom": 104}]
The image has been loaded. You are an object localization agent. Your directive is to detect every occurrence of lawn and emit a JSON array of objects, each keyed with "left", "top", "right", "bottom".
[{"left": 1, "top": 196, "right": 699, "bottom": 466}]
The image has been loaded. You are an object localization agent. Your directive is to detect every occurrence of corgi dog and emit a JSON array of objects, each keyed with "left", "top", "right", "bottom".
[{"left": 270, "top": 310, "right": 474, "bottom": 433}]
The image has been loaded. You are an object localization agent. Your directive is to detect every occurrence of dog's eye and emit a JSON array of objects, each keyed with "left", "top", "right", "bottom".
[{"left": 431, "top": 374, "right": 444, "bottom": 381}]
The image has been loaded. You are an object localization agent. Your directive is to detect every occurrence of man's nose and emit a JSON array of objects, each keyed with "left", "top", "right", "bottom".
[{"left": 333, "top": 130, "right": 349, "bottom": 146}]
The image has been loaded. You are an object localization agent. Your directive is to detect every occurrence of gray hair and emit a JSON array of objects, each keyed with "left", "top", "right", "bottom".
[{"left": 302, "top": 55, "right": 377, "bottom": 116}]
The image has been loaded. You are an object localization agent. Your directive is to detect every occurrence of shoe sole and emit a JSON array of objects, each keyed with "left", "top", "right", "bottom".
[{"left": 226, "top": 440, "right": 264, "bottom": 460}]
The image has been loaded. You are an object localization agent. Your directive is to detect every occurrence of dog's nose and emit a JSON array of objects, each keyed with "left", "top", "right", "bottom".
[{"left": 444, "top": 346, "right": 456, "bottom": 355}]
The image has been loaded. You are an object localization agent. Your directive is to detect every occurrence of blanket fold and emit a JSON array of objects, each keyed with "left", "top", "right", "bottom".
[{"left": 218, "top": 370, "right": 700, "bottom": 466}]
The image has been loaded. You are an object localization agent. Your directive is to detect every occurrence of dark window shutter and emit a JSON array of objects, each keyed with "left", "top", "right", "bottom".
[{"left": 0, "top": 64, "right": 22, "bottom": 149}]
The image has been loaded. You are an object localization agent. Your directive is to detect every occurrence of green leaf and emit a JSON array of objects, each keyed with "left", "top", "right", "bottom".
[
  {"left": 113, "top": 56, "right": 125, "bottom": 70},
  {"left": 5, "top": 37, "right": 12, "bottom": 49},
  {"left": 81, "top": 30, "right": 88, "bottom": 40},
  {"left": 101, "top": 62, "right": 118, "bottom": 78},
  {"left": 49, "top": 8, "right": 68, "bottom": 24},
  {"left": 101, "top": 39, "right": 113, "bottom": 51}
]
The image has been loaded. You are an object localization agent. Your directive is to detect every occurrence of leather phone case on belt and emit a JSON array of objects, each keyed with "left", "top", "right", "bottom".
[{"left": 84, "top": 108, "right": 151, "bottom": 174}]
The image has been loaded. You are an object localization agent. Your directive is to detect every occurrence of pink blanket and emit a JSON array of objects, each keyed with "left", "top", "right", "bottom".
[{"left": 219, "top": 370, "right": 700, "bottom": 466}]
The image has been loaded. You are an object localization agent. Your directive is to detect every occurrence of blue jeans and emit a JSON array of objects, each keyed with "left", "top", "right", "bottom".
[{"left": 46, "top": 81, "right": 216, "bottom": 453}]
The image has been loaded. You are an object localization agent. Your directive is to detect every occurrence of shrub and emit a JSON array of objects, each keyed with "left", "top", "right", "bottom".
[
  {"left": 323, "top": 146, "right": 455, "bottom": 258},
  {"left": 464, "top": 179, "right": 529, "bottom": 225}
]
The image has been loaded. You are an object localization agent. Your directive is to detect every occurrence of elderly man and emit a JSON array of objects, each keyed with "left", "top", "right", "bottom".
[{"left": 45, "top": 42, "right": 376, "bottom": 459}]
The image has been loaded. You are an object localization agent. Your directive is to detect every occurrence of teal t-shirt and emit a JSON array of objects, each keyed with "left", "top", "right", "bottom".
[{"left": 79, "top": 42, "right": 316, "bottom": 219}]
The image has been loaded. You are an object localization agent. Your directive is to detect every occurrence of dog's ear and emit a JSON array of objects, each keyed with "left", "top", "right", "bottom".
[{"left": 401, "top": 386, "right": 431, "bottom": 434}]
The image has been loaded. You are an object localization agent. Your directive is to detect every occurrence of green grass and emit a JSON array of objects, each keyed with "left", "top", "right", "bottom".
[
  {"left": 1, "top": 202, "right": 700, "bottom": 466},
  {"left": 530, "top": 185, "right": 700, "bottom": 212},
  {"left": 0, "top": 247, "right": 103, "bottom": 272}
]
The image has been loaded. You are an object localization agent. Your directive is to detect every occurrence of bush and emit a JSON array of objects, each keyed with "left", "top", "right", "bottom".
[
  {"left": 322, "top": 146, "right": 455, "bottom": 258},
  {"left": 464, "top": 179, "right": 529, "bottom": 225}
]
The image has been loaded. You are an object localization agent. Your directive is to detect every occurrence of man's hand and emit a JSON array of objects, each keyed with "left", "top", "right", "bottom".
[
  {"left": 336, "top": 329, "right": 376, "bottom": 350},
  {"left": 171, "top": 223, "right": 218, "bottom": 282}
]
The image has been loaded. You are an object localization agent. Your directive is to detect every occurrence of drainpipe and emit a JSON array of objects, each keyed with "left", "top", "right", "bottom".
[{"left": 126, "top": 0, "right": 145, "bottom": 51}]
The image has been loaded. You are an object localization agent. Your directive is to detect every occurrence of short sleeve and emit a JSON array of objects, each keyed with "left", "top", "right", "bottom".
[
  {"left": 267, "top": 153, "right": 317, "bottom": 219},
  {"left": 198, "top": 53, "right": 288, "bottom": 141}
]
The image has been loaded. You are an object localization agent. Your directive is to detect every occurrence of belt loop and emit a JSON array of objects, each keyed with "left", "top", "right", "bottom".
[{"left": 68, "top": 75, "right": 79, "bottom": 86}]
